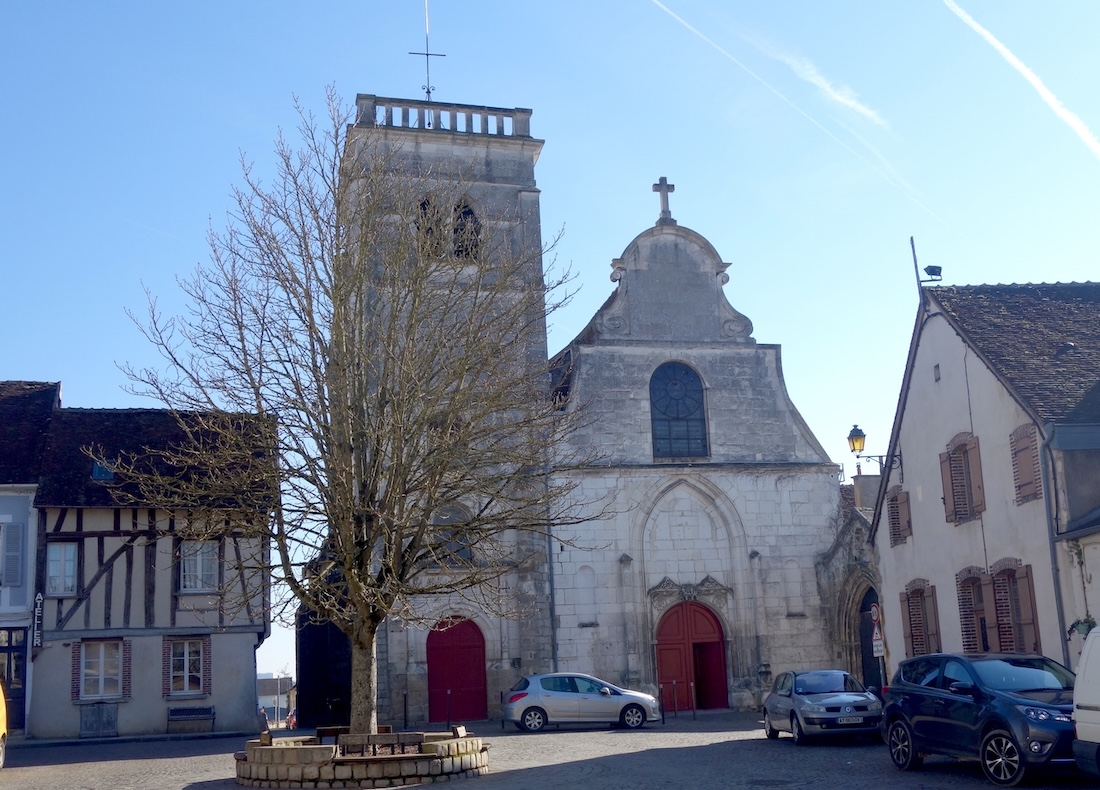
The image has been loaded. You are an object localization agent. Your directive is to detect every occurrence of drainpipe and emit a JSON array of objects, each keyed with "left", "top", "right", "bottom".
[
  {"left": 545, "top": 470, "right": 559, "bottom": 672},
  {"left": 1040, "top": 425, "right": 1070, "bottom": 666},
  {"left": 749, "top": 549, "right": 764, "bottom": 707}
]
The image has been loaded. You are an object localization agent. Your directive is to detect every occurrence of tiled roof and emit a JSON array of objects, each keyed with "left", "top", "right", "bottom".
[
  {"left": 930, "top": 283, "right": 1100, "bottom": 424},
  {"left": 0, "top": 381, "right": 59, "bottom": 484},
  {"left": 33, "top": 409, "right": 189, "bottom": 508}
]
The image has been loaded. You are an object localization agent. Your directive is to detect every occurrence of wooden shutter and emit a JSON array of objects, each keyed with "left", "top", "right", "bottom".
[
  {"left": 967, "top": 436, "right": 985, "bottom": 514},
  {"left": 2, "top": 522, "right": 23, "bottom": 587},
  {"left": 981, "top": 574, "right": 1001, "bottom": 652},
  {"left": 898, "top": 491, "right": 912, "bottom": 538},
  {"left": 926, "top": 586, "right": 941, "bottom": 653},
  {"left": 901, "top": 592, "right": 914, "bottom": 658},
  {"left": 940, "top": 452, "right": 957, "bottom": 522},
  {"left": 1017, "top": 565, "right": 1041, "bottom": 654},
  {"left": 1011, "top": 429, "right": 1037, "bottom": 502}
]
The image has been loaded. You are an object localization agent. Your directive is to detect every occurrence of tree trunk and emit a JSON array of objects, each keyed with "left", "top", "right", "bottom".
[{"left": 349, "top": 617, "right": 380, "bottom": 734}]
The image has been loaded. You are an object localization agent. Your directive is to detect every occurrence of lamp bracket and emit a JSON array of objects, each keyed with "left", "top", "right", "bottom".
[{"left": 855, "top": 452, "right": 902, "bottom": 471}]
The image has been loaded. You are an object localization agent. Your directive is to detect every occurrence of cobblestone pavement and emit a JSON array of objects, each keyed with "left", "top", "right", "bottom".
[{"left": 3, "top": 712, "right": 1095, "bottom": 790}]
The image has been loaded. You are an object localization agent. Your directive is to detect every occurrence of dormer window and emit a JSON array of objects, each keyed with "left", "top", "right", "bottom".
[{"left": 91, "top": 462, "right": 114, "bottom": 481}]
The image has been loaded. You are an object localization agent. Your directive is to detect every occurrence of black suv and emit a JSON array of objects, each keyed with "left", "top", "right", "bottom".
[{"left": 882, "top": 652, "right": 1076, "bottom": 786}]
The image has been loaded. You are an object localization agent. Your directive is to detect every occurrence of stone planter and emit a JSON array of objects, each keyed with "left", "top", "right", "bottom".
[{"left": 234, "top": 731, "right": 490, "bottom": 788}]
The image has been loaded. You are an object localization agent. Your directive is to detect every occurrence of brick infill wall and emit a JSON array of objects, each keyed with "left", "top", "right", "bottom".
[{"left": 235, "top": 734, "right": 490, "bottom": 787}]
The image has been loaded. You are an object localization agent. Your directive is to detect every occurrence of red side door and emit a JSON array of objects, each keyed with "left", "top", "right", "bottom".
[{"left": 426, "top": 618, "right": 487, "bottom": 722}]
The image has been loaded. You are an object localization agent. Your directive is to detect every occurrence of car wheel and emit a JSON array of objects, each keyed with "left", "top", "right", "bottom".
[
  {"left": 791, "top": 715, "right": 808, "bottom": 745},
  {"left": 887, "top": 719, "right": 923, "bottom": 771},
  {"left": 764, "top": 716, "right": 779, "bottom": 740},
  {"left": 520, "top": 707, "right": 547, "bottom": 732},
  {"left": 981, "top": 729, "right": 1026, "bottom": 787},
  {"left": 620, "top": 704, "right": 646, "bottom": 730}
]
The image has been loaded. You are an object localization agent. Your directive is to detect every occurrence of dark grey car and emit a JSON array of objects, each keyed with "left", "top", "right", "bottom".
[{"left": 882, "top": 652, "right": 1075, "bottom": 786}]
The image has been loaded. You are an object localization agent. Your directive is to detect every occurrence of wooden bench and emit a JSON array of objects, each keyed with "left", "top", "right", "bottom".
[
  {"left": 167, "top": 705, "right": 215, "bottom": 731},
  {"left": 315, "top": 725, "right": 350, "bottom": 744},
  {"left": 336, "top": 732, "right": 425, "bottom": 757}
]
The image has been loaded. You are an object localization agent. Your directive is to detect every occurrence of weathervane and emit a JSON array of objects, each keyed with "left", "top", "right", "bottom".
[{"left": 409, "top": 0, "right": 445, "bottom": 101}]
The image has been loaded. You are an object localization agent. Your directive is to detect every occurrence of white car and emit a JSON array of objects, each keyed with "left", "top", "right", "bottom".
[
  {"left": 1074, "top": 629, "right": 1100, "bottom": 775},
  {"left": 502, "top": 672, "right": 661, "bottom": 732}
]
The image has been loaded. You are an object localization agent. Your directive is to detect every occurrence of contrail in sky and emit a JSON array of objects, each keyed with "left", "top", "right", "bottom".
[
  {"left": 754, "top": 43, "right": 888, "bottom": 128},
  {"left": 944, "top": 0, "right": 1100, "bottom": 162},
  {"left": 648, "top": 0, "right": 943, "bottom": 221}
]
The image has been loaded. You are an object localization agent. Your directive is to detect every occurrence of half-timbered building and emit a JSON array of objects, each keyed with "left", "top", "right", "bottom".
[{"left": 2, "top": 391, "right": 271, "bottom": 739}]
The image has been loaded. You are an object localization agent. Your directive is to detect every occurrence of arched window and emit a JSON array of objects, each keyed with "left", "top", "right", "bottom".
[
  {"left": 430, "top": 505, "right": 474, "bottom": 566},
  {"left": 650, "top": 362, "right": 708, "bottom": 458}
]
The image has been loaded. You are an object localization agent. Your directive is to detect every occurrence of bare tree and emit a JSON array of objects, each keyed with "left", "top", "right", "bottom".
[{"left": 121, "top": 88, "right": 597, "bottom": 732}]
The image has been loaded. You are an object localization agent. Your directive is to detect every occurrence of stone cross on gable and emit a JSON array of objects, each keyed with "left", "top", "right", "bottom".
[{"left": 652, "top": 176, "right": 677, "bottom": 226}]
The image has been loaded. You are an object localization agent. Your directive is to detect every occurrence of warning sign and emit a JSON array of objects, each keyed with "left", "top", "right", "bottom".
[{"left": 871, "top": 607, "right": 885, "bottom": 657}]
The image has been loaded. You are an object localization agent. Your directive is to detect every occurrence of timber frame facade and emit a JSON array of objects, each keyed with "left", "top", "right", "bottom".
[{"left": 1, "top": 383, "right": 270, "bottom": 739}]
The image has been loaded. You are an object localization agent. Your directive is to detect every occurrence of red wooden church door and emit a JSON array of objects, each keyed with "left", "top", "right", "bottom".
[
  {"left": 656, "top": 602, "right": 728, "bottom": 711},
  {"left": 427, "top": 618, "right": 487, "bottom": 722}
]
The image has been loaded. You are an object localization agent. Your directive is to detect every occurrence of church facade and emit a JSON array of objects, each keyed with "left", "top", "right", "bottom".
[
  {"left": 299, "top": 94, "right": 863, "bottom": 726},
  {"left": 545, "top": 185, "right": 842, "bottom": 711}
]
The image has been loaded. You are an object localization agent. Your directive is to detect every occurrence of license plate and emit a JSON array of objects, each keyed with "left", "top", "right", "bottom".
[{"left": 836, "top": 716, "right": 863, "bottom": 724}]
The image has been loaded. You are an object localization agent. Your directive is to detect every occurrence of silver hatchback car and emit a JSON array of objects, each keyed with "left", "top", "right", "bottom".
[
  {"left": 502, "top": 672, "right": 661, "bottom": 732},
  {"left": 762, "top": 669, "right": 883, "bottom": 744}
]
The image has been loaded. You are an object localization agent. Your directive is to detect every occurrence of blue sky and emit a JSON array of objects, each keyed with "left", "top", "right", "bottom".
[{"left": 5, "top": 1, "right": 1100, "bottom": 678}]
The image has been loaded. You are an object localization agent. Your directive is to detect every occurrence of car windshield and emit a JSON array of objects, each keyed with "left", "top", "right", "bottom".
[
  {"left": 794, "top": 671, "right": 864, "bottom": 694},
  {"left": 970, "top": 657, "right": 1075, "bottom": 692}
]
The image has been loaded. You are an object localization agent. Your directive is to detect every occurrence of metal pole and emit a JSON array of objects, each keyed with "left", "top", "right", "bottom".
[
  {"left": 500, "top": 691, "right": 505, "bottom": 730},
  {"left": 446, "top": 689, "right": 452, "bottom": 731},
  {"left": 671, "top": 681, "right": 678, "bottom": 718},
  {"left": 690, "top": 682, "right": 696, "bottom": 721}
]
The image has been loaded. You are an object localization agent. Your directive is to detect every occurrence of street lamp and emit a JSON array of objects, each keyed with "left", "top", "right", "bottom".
[{"left": 847, "top": 425, "right": 902, "bottom": 472}]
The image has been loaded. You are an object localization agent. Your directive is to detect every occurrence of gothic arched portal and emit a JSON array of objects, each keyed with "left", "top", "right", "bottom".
[
  {"left": 857, "top": 588, "right": 882, "bottom": 689},
  {"left": 655, "top": 601, "right": 728, "bottom": 711},
  {"left": 426, "top": 617, "right": 487, "bottom": 722}
]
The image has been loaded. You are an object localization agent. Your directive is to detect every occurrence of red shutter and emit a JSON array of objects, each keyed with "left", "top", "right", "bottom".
[
  {"left": 967, "top": 436, "right": 985, "bottom": 514},
  {"left": 940, "top": 452, "right": 957, "bottom": 523}
]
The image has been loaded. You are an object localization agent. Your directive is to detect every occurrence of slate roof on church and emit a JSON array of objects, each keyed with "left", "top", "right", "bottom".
[
  {"left": 0, "top": 381, "right": 59, "bottom": 484},
  {"left": 930, "top": 283, "right": 1100, "bottom": 424},
  {"left": 33, "top": 408, "right": 190, "bottom": 508}
]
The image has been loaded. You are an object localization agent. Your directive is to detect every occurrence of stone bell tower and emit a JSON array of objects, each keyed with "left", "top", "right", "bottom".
[{"left": 333, "top": 95, "right": 555, "bottom": 724}]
